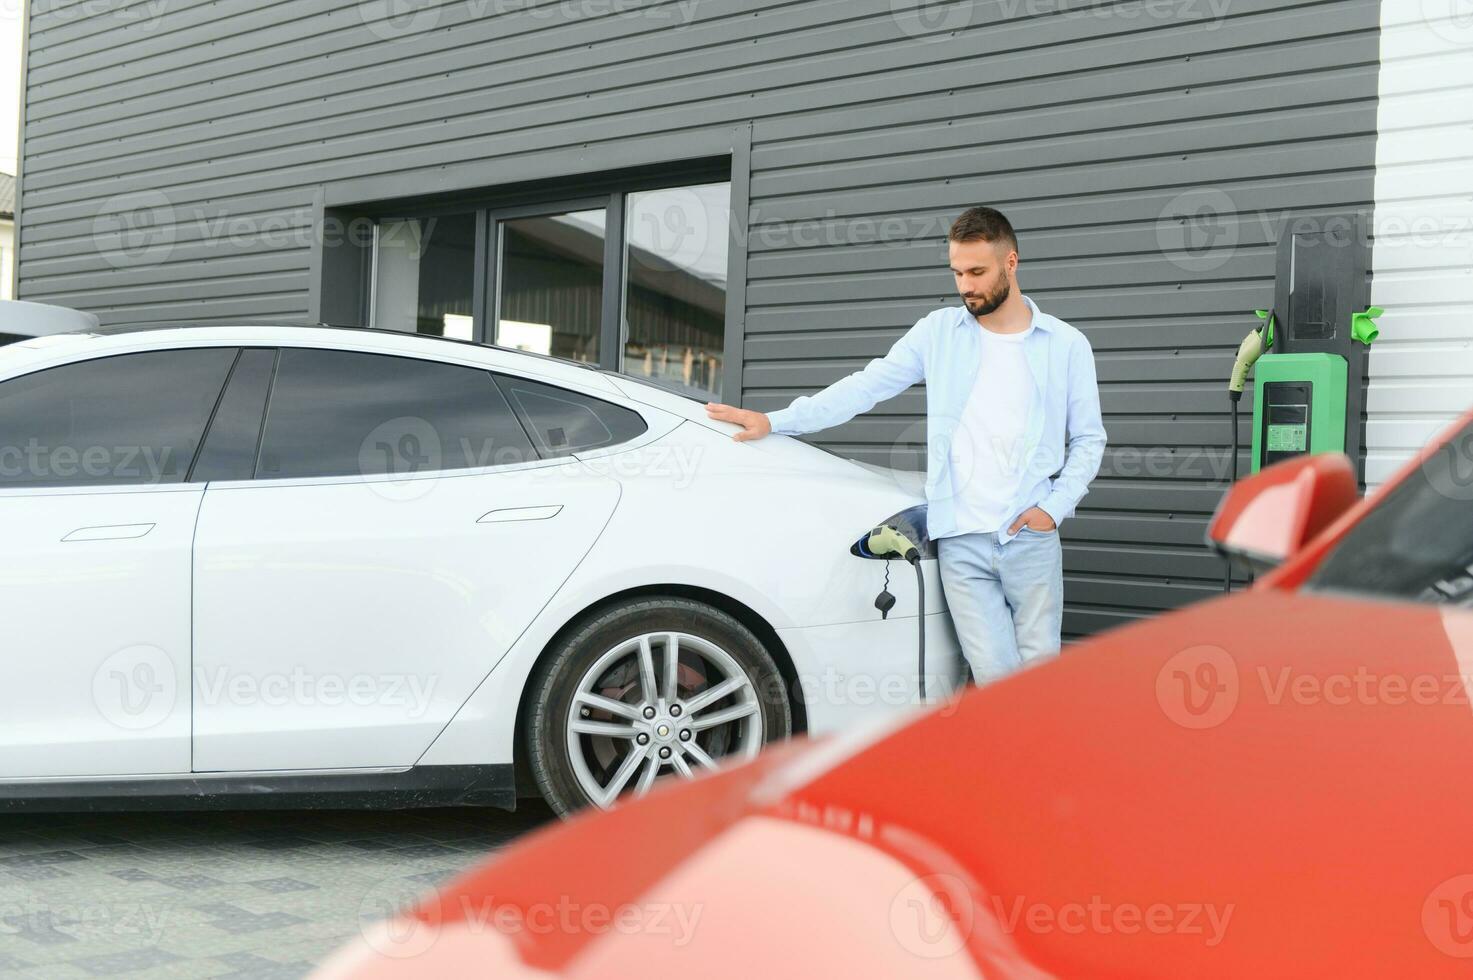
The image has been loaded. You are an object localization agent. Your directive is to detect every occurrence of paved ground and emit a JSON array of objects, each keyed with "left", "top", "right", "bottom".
[{"left": 0, "top": 805, "right": 557, "bottom": 979}]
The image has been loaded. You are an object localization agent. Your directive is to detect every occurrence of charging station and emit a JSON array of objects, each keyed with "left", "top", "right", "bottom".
[
  {"left": 1221, "top": 215, "right": 1380, "bottom": 590},
  {"left": 1230, "top": 215, "right": 1380, "bottom": 477},
  {"left": 1251, "top": 215, "right": 1378, "bottom": 474}
]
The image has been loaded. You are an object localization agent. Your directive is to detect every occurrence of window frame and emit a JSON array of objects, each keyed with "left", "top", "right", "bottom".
[{"left": 480, "top": 195, "right": 623, "bottom": 373}]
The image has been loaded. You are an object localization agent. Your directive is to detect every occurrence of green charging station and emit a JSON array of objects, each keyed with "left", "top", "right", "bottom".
[
  {"left": 1232, "top": 215, "right": 1380, "bottom": 476},
  {"left": 1251, "top": 354, "right": 1348, "bottom": 471}
]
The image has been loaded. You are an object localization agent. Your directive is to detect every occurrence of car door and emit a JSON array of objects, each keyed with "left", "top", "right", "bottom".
[
  {"left": 190, "top": 348, "right": 630, "bottom": 772},
  {"left": 0, "top": 346, "right": 238, "bottom": 778}
]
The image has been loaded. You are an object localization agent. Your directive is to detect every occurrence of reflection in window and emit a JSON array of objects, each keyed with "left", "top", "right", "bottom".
[
  {"left": 497, "top": 210, "right": 606, "bottom": 365},
  {"left": 373, "top": 214, "right": 476, "bottom": 340},
  {"left": 622, "top": 183, "right": 730, "bottom": 400}
]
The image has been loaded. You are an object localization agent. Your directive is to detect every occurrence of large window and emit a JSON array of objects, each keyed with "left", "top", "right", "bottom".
[
  {"left": 372, "top": 214, "right": 476, "bottom": 340},
  {"left": 622, "top": 183, "right": 730, "bottom": 400},
  {"left": 497, "top": 209, "right": 607, "bottom": 365},
  {"left": 366, "top": 175, "right": 733, "bottom": 400}
]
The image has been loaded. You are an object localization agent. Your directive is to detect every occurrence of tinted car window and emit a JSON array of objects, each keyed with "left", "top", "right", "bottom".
[
  {"left": 0, "top": 348, "right": 236, "bottom": 488},
  {"left": 495, "top": 375, "right": 648, "bottom": 457},
  {"left": 1308, "top": 419, "right": 1473, "bottom": 606},
  {"left": 257, "top": 349, "right": 537, "bottom": 479},
  {"left": 191, "top": 348, "right": 277, "bottom": 483}
]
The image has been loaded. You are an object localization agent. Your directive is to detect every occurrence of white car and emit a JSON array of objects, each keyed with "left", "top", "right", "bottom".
[{"left": 0, "top": 322, "right": 962, "bottom": 815}]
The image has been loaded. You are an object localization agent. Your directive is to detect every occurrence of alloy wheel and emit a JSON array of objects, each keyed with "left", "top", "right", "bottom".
[{"left": 565, "top": 631, "right": 764, "bottom": 808}]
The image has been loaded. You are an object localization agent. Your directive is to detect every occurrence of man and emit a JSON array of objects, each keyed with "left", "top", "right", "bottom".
[{"left": 706, "top": 207, "right": 1106, "bottom": 684}]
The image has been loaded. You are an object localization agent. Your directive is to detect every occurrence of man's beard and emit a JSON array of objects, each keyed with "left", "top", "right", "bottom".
[{"left": 963, "top": 278, "right": 1011, "bottom": 318}]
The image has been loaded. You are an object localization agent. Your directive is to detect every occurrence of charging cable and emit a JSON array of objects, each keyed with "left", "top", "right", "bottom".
[
  {"left": 864, "top": 524, "right": 928, "bottom": 700},
  {"left": 1223, "top": 310, "right": 1275, "bottom": 593}
]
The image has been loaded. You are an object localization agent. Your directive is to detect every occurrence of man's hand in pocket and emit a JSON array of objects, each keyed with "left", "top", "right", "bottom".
[{"left": 1008, "top": 507, "right": 1057, "bottom": 535}]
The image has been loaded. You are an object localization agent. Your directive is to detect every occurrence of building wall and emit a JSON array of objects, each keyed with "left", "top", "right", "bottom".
[
  {"left": 0, "top": 218, "right": 12, "bottom": 300},
  {"left": 1366, "top": 0, "right": 1473, "bottom": 491},
  {"left": 18, "top": 0, "right": 1384, "bottom": 637}
]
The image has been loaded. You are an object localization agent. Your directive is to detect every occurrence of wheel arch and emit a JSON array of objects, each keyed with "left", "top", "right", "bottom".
[{"left": 512, "top": 584, "right": 808, "bottom": 798}]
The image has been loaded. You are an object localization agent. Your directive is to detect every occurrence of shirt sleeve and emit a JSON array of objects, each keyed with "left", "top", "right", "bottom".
[
  {"left": 766, "top": 316, "right": 929, "bottom": 436},
  {"left": 1037, "top": 332, "right": 1107, "bottom": 527}
]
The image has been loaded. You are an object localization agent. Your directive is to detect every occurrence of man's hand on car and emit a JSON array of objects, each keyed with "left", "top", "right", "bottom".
[{"left": 705, "top": 403, "right": 772, "bottom": 442}]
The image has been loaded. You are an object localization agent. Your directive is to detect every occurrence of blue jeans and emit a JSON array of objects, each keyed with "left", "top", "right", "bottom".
[{"left": 937, "top": 528, "right": 1064, "bottom": 685}]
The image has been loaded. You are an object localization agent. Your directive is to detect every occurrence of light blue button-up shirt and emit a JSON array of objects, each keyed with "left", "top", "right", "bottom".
[{"left": 767, "top": 295, "right": 1107, "bottom": 542}]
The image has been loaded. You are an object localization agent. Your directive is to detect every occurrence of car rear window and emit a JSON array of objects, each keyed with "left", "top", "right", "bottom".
[{"left": 495, "top": 374, "right": 648, "bottom": 457}]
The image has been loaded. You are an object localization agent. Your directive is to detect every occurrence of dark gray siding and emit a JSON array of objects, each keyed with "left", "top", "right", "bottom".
[{"left": 18, "top": 0, "right": 1382, "bottom": 636}]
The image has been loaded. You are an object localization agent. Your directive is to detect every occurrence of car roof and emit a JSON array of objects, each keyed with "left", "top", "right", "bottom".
[
  {"left": 0, "top": 322, "right": 625, "bottom": 395},
  {"left": 86, "top": 320, "right": 606, "bottom": 372}
]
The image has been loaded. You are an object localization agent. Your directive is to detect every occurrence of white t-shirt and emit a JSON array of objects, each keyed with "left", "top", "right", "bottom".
[{"left": 949, "top": 326, "right": 1036, "bottom": 534}]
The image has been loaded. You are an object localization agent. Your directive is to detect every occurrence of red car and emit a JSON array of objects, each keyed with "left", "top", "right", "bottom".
[{"left": 318, "top": 408, "right": 1473, "bottom": 979}]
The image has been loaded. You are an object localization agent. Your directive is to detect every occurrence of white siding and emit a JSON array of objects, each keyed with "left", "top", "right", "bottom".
[
  {"left": 1368, "top": 0, "right": 1473, "bottom": 489},
  {"left": 0, "top": 219, "right": 12, "bottom": 300}
]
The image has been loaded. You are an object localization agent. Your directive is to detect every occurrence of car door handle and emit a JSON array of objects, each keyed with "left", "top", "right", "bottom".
[
  {"left": 477, "top": 505, "right": 563, "bottom": 524},
  {"left": 62, "top": 523, "right": 157, "bottom": 543}
]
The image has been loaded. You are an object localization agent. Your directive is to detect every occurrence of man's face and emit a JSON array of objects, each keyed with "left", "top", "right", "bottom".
[{"left": 950, "top": 239, "right": 1014, "bottom": 318}]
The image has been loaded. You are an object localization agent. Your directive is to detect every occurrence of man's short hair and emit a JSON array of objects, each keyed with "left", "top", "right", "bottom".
[{"left": 949, "top": 207, "right": 1019, "bottom": 255}]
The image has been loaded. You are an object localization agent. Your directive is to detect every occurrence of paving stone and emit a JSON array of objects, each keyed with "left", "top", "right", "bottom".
[
  {"left": 213, "top": 952, "right": 318, "bottom": 979},
  {"left": 70, "top": 947, "right": 181, "bottom": 976},
  {"left": 385, "top": 843, "right": 460, "bottom": 859},
  {"left": 18, "top": 964, "right": 92, "bottom": 980},
  {"left": 0, "top": 909, "right": 78, "bottom": 946},
  {"left": 342, "top": 838, "right": 404, "bottom": 852},
  {"left": 243, "top": 838, "right": 321, "bottom": 852},
  {"left": 244, "top": 878, "right": 318, "bottom": 895},
  {"left": 0, "top": 805, "right": 555, "bottom": 976},
  {"left": 0, "top": 852, "right": 87, "bottom": 869},
  {"left": 4, "top": 866, "right": 75, "bottom": 882},
  {"left": 106, "top": 869, "right": 158, "bottom": 883},
  {"left": 156, "top": 874, "right": 225, "bottom": 892}
]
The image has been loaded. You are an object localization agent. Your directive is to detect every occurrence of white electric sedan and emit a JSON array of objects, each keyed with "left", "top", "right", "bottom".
[{"left": 0, "top": 322, "right": 961, "bottom": 815}]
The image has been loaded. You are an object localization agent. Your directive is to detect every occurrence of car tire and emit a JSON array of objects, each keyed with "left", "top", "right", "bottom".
[{"left": 526, "top": 597, "right": 792, "bottom": 817}]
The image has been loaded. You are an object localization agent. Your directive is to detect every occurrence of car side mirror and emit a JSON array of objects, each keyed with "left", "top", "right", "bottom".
[{"left": 1208, "top": 453, "right": 1360, "bottom": 573}]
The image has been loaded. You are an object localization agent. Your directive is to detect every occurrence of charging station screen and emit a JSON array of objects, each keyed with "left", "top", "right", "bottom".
[
  {"left": 1262, "top": 383, "right": 1312, "bottom": 466},
  {"left": 1267, "top": 403, "right": 1309, "bottom": 453}
]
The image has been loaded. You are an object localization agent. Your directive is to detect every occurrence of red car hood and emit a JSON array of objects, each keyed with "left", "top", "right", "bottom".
[{"left": 319, "top": 590, "right": 1473, "bottom": 978}]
